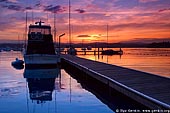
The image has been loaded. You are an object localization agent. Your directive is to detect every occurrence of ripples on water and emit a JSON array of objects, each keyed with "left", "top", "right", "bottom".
[{"left": 78, "top": 48, "right": 170, "bottom": 77}]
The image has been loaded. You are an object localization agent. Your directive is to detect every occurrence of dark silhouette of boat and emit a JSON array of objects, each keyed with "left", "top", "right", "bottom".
[
  {"left": 23, "top": 21, "right": 59, "bottom": 66},
  {"left": 11, "top": 58, "right": 24, "bottom": 69},
  {"left": 87, "top": 46, "right": 92, "bottom": 50},
  {"left": 101, "top": 25, "right": 123, "bottom": 55},
  {"left": 81, "top": 48, "right": 86, "bottom": 51},
  {"left": 101, "top": 48, "right": 123, "bottom": 55}
]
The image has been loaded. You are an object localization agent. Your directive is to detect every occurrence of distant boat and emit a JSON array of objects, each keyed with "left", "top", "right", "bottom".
[
  {"left": 101, "top": 25, "right": 123, "bottom": 55},
  {"left": 81, "top": 47, "right": 86, "bottom": 51},
  {"left": 87, "top": 46, "right": 92, "bottom": 50},
  {"left": 101, "top": 48, "right": 123, "bottom": 55},
  {"left": 23, "top": 21, "right": 60, "bottom": 67},
  {"left": 12, "top": 58, "right": 24, "bottom": 66}
]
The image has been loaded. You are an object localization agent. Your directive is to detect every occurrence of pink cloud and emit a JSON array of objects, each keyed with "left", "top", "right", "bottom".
[
  {"left": 8, "top": 0, "right": 18, "bottom": 3},
  {"left": 139, "top": 0, "right": 158, "bottom": 3},
  {"left": 158, "top": 8, "right": 170, "bottom": 12}
]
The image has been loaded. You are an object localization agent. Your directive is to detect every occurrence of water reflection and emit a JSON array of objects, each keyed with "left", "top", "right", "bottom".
[
  {"left": 79, "top": 48, "right": 170, "bottom": 77},
  {"left": 11, "top": 64, "right": 24, "bottom": 70},
  {"left": 64, "top": 65, "right": 149, "bottom": 112},
  {"left": 0, "top": 51, "right": 118, "bottom": 113},
  {"left": 24, "top": 68, "right": 60, "bottom": 104}
]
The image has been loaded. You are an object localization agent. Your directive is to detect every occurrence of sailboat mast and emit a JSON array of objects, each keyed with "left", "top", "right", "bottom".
[
  {"left": 30, "top": 0, "right": 34, "bottom": 24},
  {"left": 107, "top": 24, "right": 108, "bottom": 49},
  {"left": 47, "top": 13, "right": 49, "bottom": 24},
  {"left": 54, "top": 12, "right": 56, "bottom": 47},
  {"left": 69, "top": 0, "right": 71, "bottom": 47},
  {"left": 25, "top": 12, "right": 28, "bottom": 49},
  {"left": 18, "top": 34, "right": 20, "bottom": 52},
  {"left": 31, "top": 11, "right": 34, "bottom": 24}
]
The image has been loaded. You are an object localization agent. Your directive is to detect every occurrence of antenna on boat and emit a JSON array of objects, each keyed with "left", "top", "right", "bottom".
[{"left": 35, "top": 20, "right": 44, "bottom": 26}]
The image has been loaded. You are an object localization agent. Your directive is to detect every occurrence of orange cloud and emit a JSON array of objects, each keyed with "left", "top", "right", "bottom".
[
  {"left": 0, "top": 0, "right": 170, "bottom": 44},
  {"left": 139, "top": 0, "right": 158, "bottom": 3}
]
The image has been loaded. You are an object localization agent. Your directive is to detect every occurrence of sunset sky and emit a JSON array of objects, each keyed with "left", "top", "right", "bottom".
[{"left": 0, "top": 0, "right": 170, "bottom": 43}]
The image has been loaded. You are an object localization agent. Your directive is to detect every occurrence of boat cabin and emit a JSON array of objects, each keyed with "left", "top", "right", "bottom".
[{"left": 26, "top": 21, "right": 55, "bottom": 55}]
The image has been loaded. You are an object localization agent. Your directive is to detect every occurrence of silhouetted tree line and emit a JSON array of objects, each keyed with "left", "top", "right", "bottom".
[
  {"left": 147, "top": 42, "right": 170, "bottom": 48},
  {"left": 0, "top": 42, "right": 170, "bottom": 51},
  {"left": 0, "top": 43, "right": 24, "bottom": 51}
]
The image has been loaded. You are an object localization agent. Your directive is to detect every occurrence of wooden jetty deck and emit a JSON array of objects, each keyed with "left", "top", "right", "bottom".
[{"left": 61, "top": 54, "right": 170, "bottom": 110}]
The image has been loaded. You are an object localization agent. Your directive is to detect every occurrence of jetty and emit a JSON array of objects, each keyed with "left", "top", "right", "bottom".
[
  {"left": 61, "top": 54, "right": 170, "bottom": 110},
  {"left": 63, "top": 50, "right": 101, "bottom": 55}
]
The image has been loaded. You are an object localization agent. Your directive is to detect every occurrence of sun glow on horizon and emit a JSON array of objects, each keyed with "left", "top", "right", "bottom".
[{"left": 0, "top": 0, "right": 170, "bottom": 43}]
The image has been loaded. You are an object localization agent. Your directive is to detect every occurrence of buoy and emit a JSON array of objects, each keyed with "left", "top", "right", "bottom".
[{"left": 11, "top": 58, "right": 24, "bottom": 69}]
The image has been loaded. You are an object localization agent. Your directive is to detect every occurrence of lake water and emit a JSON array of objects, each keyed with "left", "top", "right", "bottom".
[
  {"left": 0, "top": 48, "right": 169, "bottom": 113},
  {"left": 0, "top": 52, "right": 113, "bottom": 113},
  {"left": 78, "top": 48, "right": 170, "bottom": 77}
]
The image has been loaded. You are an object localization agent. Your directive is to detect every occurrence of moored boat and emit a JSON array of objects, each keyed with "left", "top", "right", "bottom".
[
  {"left": 23, "top": 21, "right": 60, "bottom": 67},
  {"left": 101, "top": 48, "right": 123, "bottom": 55},
  {"left": 11, "top": 57, "right": 24, "bottom": 65},
  {"left": 11, "top": 58, "right": 24, "bottom": 69},
  {"left": 87, "top": 46, "right": 92, "bottom": 50},
  {"left": 81, "top": 47, "right": 86, "bottom": 51}
]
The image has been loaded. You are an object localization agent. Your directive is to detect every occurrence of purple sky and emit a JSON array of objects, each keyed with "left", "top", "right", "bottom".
[{"left": 0, "top": 0, "right": 170, "bottom": 43}]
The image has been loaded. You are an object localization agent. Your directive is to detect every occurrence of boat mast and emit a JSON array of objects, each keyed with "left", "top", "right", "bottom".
[
  {"left": 25, "top": 12, "right": 28, "bottom": 49},
  {"left": 107, "top": 24, "right": 108, "bottom": 49},
  {"left": 18, "top": 34, "right": 20, "bottom": 52},
  {"left": 31, "top": 11, "right": 34, "bottom": 24},
  {"left": 31, "top": 0, "right": 34, "bottom": 24},
  {"left": 47, "top": 13, "right": 49, "bottom": 24},
  {"left": 54, "top": 11, "right": 56, "bottom": 47},
  {"left": 69, "top": 0, "right": 71, "bottom": 47}
]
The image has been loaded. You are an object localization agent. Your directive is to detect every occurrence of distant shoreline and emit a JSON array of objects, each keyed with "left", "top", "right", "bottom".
[{"left": 0, "top": 42, "right": 170, "bottom": 51}]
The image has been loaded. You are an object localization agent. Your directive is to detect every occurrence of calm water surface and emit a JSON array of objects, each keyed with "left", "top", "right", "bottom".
[
  {"left": 0, "top": 52, "right": 113, "bottom": 113},
  {"left": 0, "top": 48, "right": 169, "bottom": 113},
  {"left": 78, "top": 48, "right": 170, "bottom": 77}
]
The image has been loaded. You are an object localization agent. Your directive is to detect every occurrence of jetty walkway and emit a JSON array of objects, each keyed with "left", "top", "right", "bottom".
[{"left": 61, "top": 54, "right": 170, "bottom": 110}]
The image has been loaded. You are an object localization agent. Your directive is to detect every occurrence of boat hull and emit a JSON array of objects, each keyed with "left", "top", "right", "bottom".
[
  {"left": 24, "top": 54, "right": 60, "bottom": 65},
  {"left": 101, "top": 49, "right": 123, "bottom": 55}
]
